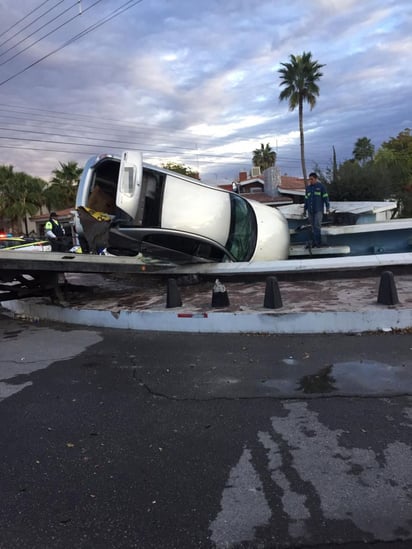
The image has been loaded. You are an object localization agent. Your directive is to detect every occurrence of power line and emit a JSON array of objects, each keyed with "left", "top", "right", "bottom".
[
  {"left": 0, "top": 0, "right": 104, "bottom": 67},
  {"left": 0, "top": 125, "right": 306, "bottom": 165},
  {"left": 0, "top": 0, "right": 144, "bottom": 88},
  {"left": 0, "top": 137, "right": 311, "bottom": 180},
  {"left": 0, "top": 117, "right": 311, "bottom": 168},
  {"left": 0, "top": 0, "right": 56, "bottom": 41},
  {"left": 0, "top": 109, "right": 314, "bottom": 176},
  {"left": 0, "top": 143, "right": 261, "bottom": 170},
  {"left": 0, "top": 103, "right": 218, "bottom": 148},
  {"left": 0, "top": 108, "right": 316, "bottom": 162},
  {"left": 0, "top": 134, "right": 259, "bottom": 168},
  {"left": 62, "top": 0, "right": 144, "bottom": 48},
  {"left": 0, "top": 133, "right": 199, "bottom": 156},
  {"left": 0, "top": 120, "right": 266, "bottom": 164},
  {"left": 0, "top": 113, "right": 300, "bottom": 159},
  {"left": 0, "top": 0, "right": 68, "bottom": 52},
  {"left": 0, "top": 140, "right": 308, "bottom": 171},
  {"left": 0, "top": 116, "right": 206, "bottom": 150},
  {"left": 0, "top": 104, "right": 306, "bottom": 157}
]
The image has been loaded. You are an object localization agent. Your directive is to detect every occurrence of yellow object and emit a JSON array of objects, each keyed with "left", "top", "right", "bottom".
[{"left": 79, "top": 207, "right": 112, "bottom": 223}]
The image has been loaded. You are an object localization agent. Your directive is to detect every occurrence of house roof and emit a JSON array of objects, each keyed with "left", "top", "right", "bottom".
[
  {"left": 221, "top": 174, "right": 305, "bottom": 192},
  {"left": 277, "top": 175, "right": 306, "bottom": 197},
  {"left": 217, "top": 185, "right": 292, "bottom": 206},
  {"left": 279, "top": 175, "right": 305, "bottom": 192},
  {"left": 219, "top": 178, "right": 265, "bottom": 189},
  {"left": 219, "top": 184, "right": 234, "bottom": 192},
  {"left": 30, "top": 208, "right": 74, "bottom": 222},
  {"left": 239, "top": 177, "right": 264, "bottom": 186},
  {"left": 243, "top": 193, "right": 292, "bottom": 206},
  {"left": 218, "top": 173, "right": 303, "bottom": 204}
]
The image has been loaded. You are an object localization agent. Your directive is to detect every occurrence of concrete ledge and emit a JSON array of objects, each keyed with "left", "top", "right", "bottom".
[{"left": 3, "top": 299, "right": 411, "bottom": 334}]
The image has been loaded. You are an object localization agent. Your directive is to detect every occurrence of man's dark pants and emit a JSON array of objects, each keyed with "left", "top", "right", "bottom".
[{"left": 308, "top": 211, "right": 324, "bottom": 246}]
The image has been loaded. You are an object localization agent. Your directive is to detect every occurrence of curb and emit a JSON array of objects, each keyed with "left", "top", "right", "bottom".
[{"left": 3, "top": 299, "right": 411, "bottom": 334}]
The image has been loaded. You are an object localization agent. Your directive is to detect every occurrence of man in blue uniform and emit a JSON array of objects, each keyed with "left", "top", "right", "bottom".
[{"left": 303, "top": 172, "right": 330, "bottom": 247}]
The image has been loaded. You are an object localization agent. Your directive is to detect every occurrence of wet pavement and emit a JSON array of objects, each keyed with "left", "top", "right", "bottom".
[{"left": 1, "top": 312, "right": 412, "bottom": 549}]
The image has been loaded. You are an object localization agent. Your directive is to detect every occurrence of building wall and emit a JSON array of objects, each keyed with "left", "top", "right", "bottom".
[{"left": 263, "top": 166, "right": 282, "bottom": 197}]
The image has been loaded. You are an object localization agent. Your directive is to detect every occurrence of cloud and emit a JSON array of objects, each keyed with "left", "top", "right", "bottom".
[{"left": 0, "top": 0, "right": 410, "bottom": 182}]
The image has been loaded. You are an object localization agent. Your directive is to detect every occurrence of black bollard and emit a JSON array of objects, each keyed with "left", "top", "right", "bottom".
[
  {"left": 264, "top": 276, "right": 283, "bottom": 309},
  {"left": 377, "top": 270, "right": 399, "bottom": 305},
  {"left": 166, "top": 278, "right": 182, "bottom": 308},
  {"left": 211, "top": 279, "right": 230, "bottom": 308}
]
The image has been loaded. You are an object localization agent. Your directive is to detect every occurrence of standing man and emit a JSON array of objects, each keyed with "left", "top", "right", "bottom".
[
  {"left": 45, "top": 212, "right": 66, "bottom": 252},
  {"left": 303, "top": 172, "right": 330, "bottom": 247}
]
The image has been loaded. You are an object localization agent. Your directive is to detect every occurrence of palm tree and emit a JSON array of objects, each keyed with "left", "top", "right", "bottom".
[
  {"left": 352, "top": 137, "right": 375, "bottom": 165},
  {"left": 0, "top": 167, "right": 46, "bottom": 234},
  {"left": 46, "top": 161, "right": 82, "bottom": 209},
  {"left": 252, "top": 143, "right": 276, "bottom": 172},
  {"left": 278, "top": 51, "right": 325, "bottom": 185}
]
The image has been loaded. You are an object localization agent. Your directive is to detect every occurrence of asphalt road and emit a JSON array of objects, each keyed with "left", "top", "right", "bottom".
[{"left": 1, "top": 309, "right": 412, "bottom": 549}]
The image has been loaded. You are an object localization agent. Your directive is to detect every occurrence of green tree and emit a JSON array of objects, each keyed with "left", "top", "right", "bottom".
[
  {"left": 45, "top": 161, "right": 82, "bottom": 210},
  {"left": 352, "top": 137, "right": 375, "bottom": 165},
  {"left": 161, "top": 161, "right": 200, "bottom": 179},
  {"left": 328, "top": 160, "right": 389, "bottom": 202},
  {"left": 0, "top": 166, "right": 46, "bottom": 234},
  {"left": 380, "top": 128, "right": 412, "bottom": 155},
  {"left": 252, "top": 143, "right": 276, "bottom": 172},
  {"left": 321, "top": 130, "right": 412, "bottom": 215},
  {"left": 375, "top": 128, "right": 412, "bottom": 216},
  {"left": 278, "top": 51, "right": 325, "bottom": 185}
]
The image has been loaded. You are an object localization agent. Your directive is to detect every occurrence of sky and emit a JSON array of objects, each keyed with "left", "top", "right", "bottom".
[{"left": 0, "top": 0, "right": 411, "bottom": 185}]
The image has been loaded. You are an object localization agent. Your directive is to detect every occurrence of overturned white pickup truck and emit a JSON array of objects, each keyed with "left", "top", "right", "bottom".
[{"left": 74, "top": 151, "right": 289, "bottom": 263}]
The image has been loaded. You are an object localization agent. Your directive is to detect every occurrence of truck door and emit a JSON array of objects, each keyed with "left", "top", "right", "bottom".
[{"left": 116, "top": 151, "right": 143, "bottom": 219}]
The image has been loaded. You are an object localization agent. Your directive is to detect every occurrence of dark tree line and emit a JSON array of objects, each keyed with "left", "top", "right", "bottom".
[{"left": 321, "top": 129, "right": 412, "bottom": 217}]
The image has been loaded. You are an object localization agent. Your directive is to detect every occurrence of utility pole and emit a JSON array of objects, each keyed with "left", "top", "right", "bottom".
[{"left": 78, "top": 0, "right": 82, "bottom": 14}]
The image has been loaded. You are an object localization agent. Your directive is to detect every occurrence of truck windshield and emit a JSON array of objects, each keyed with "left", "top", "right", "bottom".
[{"left": 226, "top": 194, "right": 257, "bottom": 261}]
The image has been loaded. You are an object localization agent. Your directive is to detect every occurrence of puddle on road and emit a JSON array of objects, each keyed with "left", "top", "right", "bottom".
[
  {"left": 300, "top": 360, "right": 412, "bottom": 394},
  {"left": 298, "top": 365, "right": 337, "bottom": 393},
  {"left": 265, "top": 360, "right": 412, "bottom": 395}
]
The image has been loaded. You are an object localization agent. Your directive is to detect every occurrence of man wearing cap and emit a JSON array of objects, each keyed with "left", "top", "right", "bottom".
[
  {"left": 45, "top": 212, "right": 66, "bottom": 252},
  {"left": 303, "top": 172, "right": 330, "bottom": 247}
]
